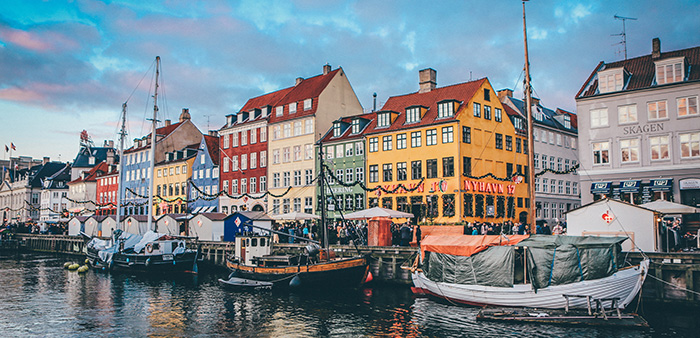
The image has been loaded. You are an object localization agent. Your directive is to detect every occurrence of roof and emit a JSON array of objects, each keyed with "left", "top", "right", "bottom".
[
  {"left": 267, "top": 68, "right": 341, "bottom": 124},
  {"left": 319, "top": 111, "right": 377, "bottom": 144},
  {"left": 366, "top": 78, "right": 486, "bottom": 134},
  {"left": 202, "top": 135, "right": 220, "bottom": 166},
  {"left": 506, "top": 96, "right": 577, "bottom": 133},
  {"left": 577, "top": 44, "right": 700, "bottom": 99},
  {"left": 43, "top": 163, "right": 71, "bottom": 189},
  {"left": 502, "top": 104, "right": 527, "bottom": 135},
  {"left": 229, "top": 211, "right": 274, "bottom": 221},
  {"left": 68, "top": 161, "right": 109, "bottom": 185},
  {"left": 565, "top": 197, "right": 657, "bottom": 215},
  {"left": 72, "top": 146, "right": 117, "bottom": 168},
  {"left": 124, "top": 121, "right": 184, "bottom": 154},
  {"left": 194, "top": 212, "right": 228, "bottom": 221},
  {"left": 421, "top": 234, "right": 529, "bottom": 258}
]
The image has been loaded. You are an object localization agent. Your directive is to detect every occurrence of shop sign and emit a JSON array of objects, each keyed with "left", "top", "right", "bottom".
[
  {"left": 680, "top": 178, "right": 700, "bottom": 190},
  {"left": 619, "top": 180, "right": 641, "bottom": 193},
  {"left": 590, "top": 182, "right": 612, "bottom": 194},
  {"left": 463, "top": 180, "right": 516, "bottom": 195},
  {"left": 650, "top": 178, "right": 673, "bottom": 192}
]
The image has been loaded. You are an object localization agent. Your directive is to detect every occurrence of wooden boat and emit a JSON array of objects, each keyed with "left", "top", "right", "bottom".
[
  {"left": 219, "top": 276, "right": 273, "bottom": 290},
  {"left": 409, "top": 234, "right": 649, "bottom": 310},
  {"left": 476, "top": 307, "right": 650, "bottom": 330}
]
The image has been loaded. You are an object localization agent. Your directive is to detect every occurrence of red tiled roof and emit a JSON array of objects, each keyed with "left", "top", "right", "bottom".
[
  {"left": 366, "top": 78, "right": 486, "bottom": 134},
  {"left": 240, "top": 88, "right": 293, "bottom": 112},
  {"left": 319, "top": 111, "right": 377, "bottom": 144},
  {"left": 267, "top": 68, "right": 341, "bottom": 124},
  {"left": 577, "top": 45, "right": 700, "bottom": 98},
  {"left": 203, "top": 135, "right": 220, "bottom": 166},
  {"left": 124, "top": 121, "right": 184, "bottom": 153},
  {"left": 68, "top": 161, "right": 109, "bottom": 184},
  {"left": 556, "top": 108, "right": 578, "bottom": 129}
]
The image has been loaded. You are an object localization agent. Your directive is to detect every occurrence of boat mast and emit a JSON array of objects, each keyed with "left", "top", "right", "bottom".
[
  {"left": 523, "top": 1, "right": 536, "bottom": 229},
  {"left": 147, "top": 56, "right": 160, "bottom": 232},
  {"left": 318, "top": 142, "right": 328, "bottom": 249},
  {"left": 116, "top": 102, "right": 127, "bottom": 230}
]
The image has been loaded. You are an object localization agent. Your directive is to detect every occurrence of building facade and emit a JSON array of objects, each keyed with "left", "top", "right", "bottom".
[
  {"left": 189, "top": 134, "right": 220, "bottom": 213},
  {"left": 365, "top": 69, "right": 531, "bottom": 224},
  {"left": 39, "top": 163, "right": 71, "bottom": 226},
  {"left": 266, "top": 65, "right": 364, "bottom": 215},
  {"left": 317, "top": 113, "right": 375, "bottom": 220},
  {"left": 1, "top": 161, "right": 65, "bottom": 224},
  {"left": 67, "top": 161, "right": 112, "bottom": 215},
  {"left": 153, "top": 145, "right": 197, "bottom": 216},
  {"left": 500, "top": 90, "right": 581, "bottom": 224},
  {"left": 95, "top": 165, "right": 119, "bottom": 216},
  {"left": 575, "top": 39, "right": 700, "bottom": 227}
]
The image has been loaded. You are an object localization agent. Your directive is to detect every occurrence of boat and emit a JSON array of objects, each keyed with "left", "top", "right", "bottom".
[
  {"left": 219, "top": 276, "right": 273, "bottom": 290},
  {"left": 409, "top": 234, "right": 649, "bottom": 309},
  {"left": 476, "top": 307, "right": 650, "bottom": 330},
  {"left": 86, "top": 56, "right": 199, "bottom": 274}
]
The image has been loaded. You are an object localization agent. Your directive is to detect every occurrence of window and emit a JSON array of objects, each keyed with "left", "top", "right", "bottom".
[
  {"left": 250, "top": 177, "right": 256, "bottom": 193},
  {"left": 293, "top": 170, "right": 302, "bottom": 186},
  {"left": 426, "top": 159, "right": 438, "bottom": 178},
  {"left": 426, "top": 129, "right": 437, "bottom": 146},
  {"left": 283, "top": 172, "right": 290, "bottom": 186},
  {"left": 272, "top": 149, "right": 280, "bottom": 164},
  {"left": 495, "top": 133, "right": 503, "bottom": 149},
  {"left": 223, "top": 158, "right": 229, "bottom": 172},
  {"left": 276, "top": 106, "right": 283, "bottom": 116},
  {"left": 557, "top": 157, "right": 563, "bottom": 170},
  {"left": 345, "top": 168, "right": 353, "bottom": 183},
  {"left": 304, "top": 197, "right": 313, "bottom": 214},
  {"left": 335, "top": 145, "right": 343, "bottom": 158},
  {"left": 599, "top": 70, "right": 624, "bottom": 93},
  {"left": 241, "top": 154, "right": 247, "bottom": 170},
  {"left": 283, "top": 123, "right": 291, "bottom": 138},
  {"left": 289, "top": 102, "right": 297, "bottom": 114},
  {"left": 505, "top": 135, "right": 512, "bottom": 151},
  {"left": 590, "top": 108, "right": 608, "bottom": 128},
  {"left": 620, "top": 139, "right": 639, "bottom": 163},
  {"left": 247, "top": 152, "right": 255, "bottom": 169},
  {"left": 332, "top": 123, "right": 342, "bottom": 137},
  {"left": 650, "top": 135, "right": 670, "bottom": 160},
  {"left": 383, "top": 163, "right": 393, "bottom": 182},
  {"left": 232, "top": 155, "right": 239, "bottom": 171},
  {"left": 442, "top": 126, "right": 454, "bottom": 143},
  {"left": 462, "top": 126, "right": 471, "bottom": 144},
  {"left": 232, "top": 179, "right": 238, "bottom": 194},
  {"left": 556, "top": 134, "right": 562, "bottom": 146},
  {"left": 294, "top": 146, "right": 302, "bottom": 161},
  {"left": 516, "top": 138, "right": 522, "bottom": 153},
  {"left": 495, "top": 108, "right": 502, "bottom": 122},
  {"left": 406, "top": 107, "right": 421, "bottom": 124},
  {"left": 369, "top": 137, "right": 379, "bottom": 152},
  {"left": 241, "top": 178, "right": 247, "bottom": 194},
  {"left": 484, "top": 88, "right": 491, "bottom": 101},
  {"left": 397, "top": 162, "right": 407, "bottom": 181},
  {"left": 272, "top": 126, "right": 280, "bottom": 140},
  {"left": 294, "top": 121, "right": 302, "bottom": 136},
  {"left": 283, "top": 147, "right": 290, "bottom": 162},
  {"left": 592, "top": 141, "right": 610, "bottom": 164},
  {"left": 241, "top": 130, "right": 248, "bottom": 145},
  {"left": 377, "top": 112, "right": 391, "bottom": 127},
  {"left": 437, "top": 102, "right": 454, "bottom": 118},
  {"left": 411, "top": 160, "right": 422, "bottom": 180},
  {"left": 345, "top": 194, "right": 354, "bottom": 211},
  {"left": 618, "top": 105, "right": 637, "bottom": 124},
  {"left": 282, "top": 199, "right": 290, "bottom": 213},
  {"left": 260, "top": 127, "right": 267, "bottom": 142},
  {"left": 260, "top": 176, "right": 266, "bottom": 191},
  {"left": 680, "top": 132, "right": 700, "bottom": 158},
  {"left": 326, "top": 146, "right": 334, "bottom": 159},
  {"left": 473, "top": 102, "right": 481, "bottom": 117},
  {"left": 462, "top": 156, "right": 471, "bottom": 176},
  {"left": 293, "top": 198, "right": 301, "bottom": 212},
  {"left": 304, "top": 98, "right": 312, "bottom": 110},
  {"left": 351, "top": 119, "right": 361, "bottom": 133},
  {"left": 272, "top": 199, "right": 279, "bottom": 214},
  {"left": 250, "top": 128, "right": 257, "bottom": 144},
  {"left": 356, "top": 142, "right": 364, "bottom": 155},
  {"left": 411, "top": 131, "right": 422, "bottom": 147},
  {"left": 573, "top": 183, "right": 578, "bottom": 195},
  {"left": 305, "top": 169, "right": 313, "bottom": 185},
  {"left": 305, "top": 119, "right": 313, "bottom": 134},
  {"left": 382, "top": 136, "right": 393, "bottom": 151},
  {"left": 558, "top": 180, "right": 564, "bottom": 194},
  {"left": 678, "top": 96, "right": 698, "bottom": 117},
  {"left": 356, "top": 167, "right": 364, "bottom": 182},
  {"left": 656, "top": 59, "right": 683, "bottom": 85},
  {"left": 397, "top": 134, "right": 407, "bottom": 149},
  {"left": 304, "top": 144, "right": 312, "bottom": 160},
  {"left": 648, "top": 101, "right": 667, "bottom": 120},
  {"left": 260, "top": 151, "right": 267, "bottom": 167},
  {"left": 484, "top": 106, "right": 491, "bottom": 120},
  {"left": 442, "top": 157, "right": 454, "bottom": 177},
  {"left": 369, "top": 165, "right": 379, "bottom": 183},
  {"left": 223, "top": 135, "right": 229, "bottom": 148},
  {"left": 356, "top": 194, "right": 364, "bottom": 210}
]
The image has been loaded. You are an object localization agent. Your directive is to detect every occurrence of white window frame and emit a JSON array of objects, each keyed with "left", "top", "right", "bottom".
[
  {"left": 617, "top": 104, "right": 638, "bottom": 124},
  {"left": 647, "top": 100, "right": 668, "bottom": 120},
  {"left": 590, "top": 108, "right": 608, "bottom": 128},
  {"left": 304, "top": 98, "right": 312, "bottom": 111},
  {"left": 619, "top": 138, "right": 640, "bottom": 163},
  {"left": 649, "top": 135, "right": 670, "bottom": 161},
  {"left": 406, "top": 107, "right": 420, "bottom": 123},
  {"left": 289, "top": 102, "right": 297, "bottom": 114},
  {"left": 677, "top": 96, "right": 698, "bottom": 118},
  {"left": 679, "top": 132, "right": 700, "bottom": 159},
  {"left": 592, "top": 141, "right": 610, "bottom": 165}
]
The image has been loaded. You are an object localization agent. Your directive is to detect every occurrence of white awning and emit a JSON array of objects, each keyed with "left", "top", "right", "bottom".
[{"left": 192, "top": 206, "right": 203, "bottom": 214}]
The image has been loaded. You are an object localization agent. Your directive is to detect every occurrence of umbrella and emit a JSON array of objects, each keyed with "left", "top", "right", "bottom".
[
  {"left": 273, "top": 211, "right": 321, "bottom": 221},
  {"left": 640, "top": 200, "right": 699, "bottom": 214},
  {"left": 343, "top": 207, "right": 415, "bottom": 220}
]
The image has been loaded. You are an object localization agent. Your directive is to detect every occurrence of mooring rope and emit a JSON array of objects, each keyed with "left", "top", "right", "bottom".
[{"left": 647, "top": 273, "right": 700, "bottom": 296}]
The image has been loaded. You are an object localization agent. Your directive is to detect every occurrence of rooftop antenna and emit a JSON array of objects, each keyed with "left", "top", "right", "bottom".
[
  {"left": 613, "top": 14, "right": 637, "bottom": 60},
  {"left": 203, "top": 114, "right": 211, "bottom": 131}
]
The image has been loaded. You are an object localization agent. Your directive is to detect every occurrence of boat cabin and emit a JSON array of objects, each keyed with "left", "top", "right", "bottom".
[
  {"left": 144, "top": 239, "right": 187, "bottom": 257},
  {"left": 232, "top": 235, "right": 272, "bottom": 265}
]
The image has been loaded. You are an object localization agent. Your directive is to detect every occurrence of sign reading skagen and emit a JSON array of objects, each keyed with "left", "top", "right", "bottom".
[{"left": 623, "top": 122, "right": 664, "bottom": 135}]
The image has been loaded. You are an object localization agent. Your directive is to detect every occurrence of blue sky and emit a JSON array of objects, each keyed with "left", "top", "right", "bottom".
[{"left": 1, "top": 0, "right": 699, "bottom": 161}]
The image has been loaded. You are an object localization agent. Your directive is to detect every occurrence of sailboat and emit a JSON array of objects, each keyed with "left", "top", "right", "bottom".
[
  {"left": 222, "top": 144, "right": 370, "bottom": 289},
  {"left": 86, "top": 56, "right": 199, "bottom": 273},
  {"left": 407, "top": 2, "right": 649, "bottom": 310}
]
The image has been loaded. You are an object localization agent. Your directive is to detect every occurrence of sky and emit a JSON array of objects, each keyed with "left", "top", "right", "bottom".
[{"left": 1, "top": 0, "right": 699, "bottom": 162}]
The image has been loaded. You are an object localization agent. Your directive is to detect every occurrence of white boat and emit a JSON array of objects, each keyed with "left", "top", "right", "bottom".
[{"left": 409, "top": 234, "right": 649, "bottom": 309}]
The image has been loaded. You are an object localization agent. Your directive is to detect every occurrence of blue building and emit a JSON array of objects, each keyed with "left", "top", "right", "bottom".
[{"left": 189, "top": 134, "right": 220, "bottom": 213}]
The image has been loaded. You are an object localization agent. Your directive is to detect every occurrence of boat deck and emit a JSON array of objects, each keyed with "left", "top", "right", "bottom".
[{"left": 476, "top": 307, "right": 649, "bottom": 330}]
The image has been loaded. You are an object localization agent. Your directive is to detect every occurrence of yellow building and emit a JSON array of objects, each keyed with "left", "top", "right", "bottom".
[
  {"left": 153, "top": 147, "right": 197, "bottom": 215},
  {"left": 365, "top": 69, "right": 531, "bottom": 224}
]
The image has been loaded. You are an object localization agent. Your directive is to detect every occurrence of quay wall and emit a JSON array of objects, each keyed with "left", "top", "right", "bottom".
[{"left": 11, "top": 234, "right": 700, "bottom": 306}]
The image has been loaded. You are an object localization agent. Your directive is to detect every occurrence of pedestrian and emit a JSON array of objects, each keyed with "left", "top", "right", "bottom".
[
  {"left": 399, "top": 223, "right": 412, "bottom": 247},
  {"left": 415, "top": 224, "right": 422, "bottom": 247}
]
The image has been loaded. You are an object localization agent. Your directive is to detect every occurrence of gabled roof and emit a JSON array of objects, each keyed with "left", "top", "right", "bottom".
[
  {"left": 319, "top": 111, "right": 377, "bottom": 144},
  {"left": 577, "top": 44, "right": 700, "bottom": 99},
  {"left": 202, "top": 135, "right": 220, "bottom": 166},
  {"left": 506, "top": 96, "right": 577, "bottom": 133},
  {"left": 124, "top": 121, "right": 185, "bottom": 154},
  {"left": 72, "top": 146, "right": 117, "bottom": 168},
  {"left": 43, "top": 163, "right": 71, "bottom": 189},
  {"left": 366, "top": 78, "right": 486, "bottom": 134},
  {"left": 267, "top": 68, "right": 341, "bottom": 124},
  {"left": 502, "top": 104, "right": 527, "bottom": 135},
  {"left": 68, "top": 161, "right": 110, "bottom": 185},
  {"left": 556, "top": 108, "right": 578, "bottom": 129}
]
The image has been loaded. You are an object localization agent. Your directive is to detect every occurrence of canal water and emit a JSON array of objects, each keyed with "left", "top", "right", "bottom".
[{"left": 0, "top": 252, "right": 695, "bottom": 337}]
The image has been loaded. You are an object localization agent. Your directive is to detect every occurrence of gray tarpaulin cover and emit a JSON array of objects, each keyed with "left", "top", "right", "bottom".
[{"left": 423, "top": 235, "right": 625, "bottom": 288}]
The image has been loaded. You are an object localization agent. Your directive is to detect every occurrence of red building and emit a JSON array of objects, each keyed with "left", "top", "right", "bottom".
[{"left": 95, "top": 164, "right": 119, "bottom": 216}]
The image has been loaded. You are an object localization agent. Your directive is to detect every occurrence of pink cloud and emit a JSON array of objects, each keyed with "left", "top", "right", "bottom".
[
  {"left": 0, "top": 87, "right": 43, "bottom": 102},
  {"left": 0, "top": 27, "right": 52, "bottom": 52}
]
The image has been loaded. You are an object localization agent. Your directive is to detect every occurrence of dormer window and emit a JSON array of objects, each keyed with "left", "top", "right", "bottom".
[
  {"left": 437, "top": 101, "right": 455, "bottom": 118},
  {"left": 655, "top": 57, "right": 684, "bottom": 85},
  {"left": 377, "top": 112, "right": 391, "bottom": 128},
  {"left": 406, "top": 107, "right": 421, "bottom": 124},
  {"left": 289, "top": 102, "right": 297, "bottom": 114},
  {"left": 598, "top": 67, "right": 625, "bottom": 93},
  {"left": 333, "top": 122, "right": 342, "bottom": 137},
  {"left": 533, "top": 106, "right": 544, "bottom": 121},
  {"left": 563, "top": 115, "right": 571, "bottom": 129},
  {"left": 275, "top": 106, "right": 283, "bottom": 117},
  {"left": 304, "top": 98, "right": 312, "bottom": 111},
  {"left": 351, "top": 119, "right": 360, "bottom": 134}
]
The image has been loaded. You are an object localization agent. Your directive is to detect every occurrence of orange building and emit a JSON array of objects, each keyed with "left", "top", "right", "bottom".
[{"left": 365, "top": 69, "right": 531, "bottom": 224}]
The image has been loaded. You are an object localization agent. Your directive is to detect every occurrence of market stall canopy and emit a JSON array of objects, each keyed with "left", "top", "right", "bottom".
[
  {"left": 640, "top": 200, "right": 699, "bottom": 214},
  {"left": 421, "top": 234, "right": 529, "bottom": 258},
  {"left": 273, "top": 211, "right": 321, "bottom": 221},
  {"left": 343, "top": 207, "right": 415, "bottom": 220}
]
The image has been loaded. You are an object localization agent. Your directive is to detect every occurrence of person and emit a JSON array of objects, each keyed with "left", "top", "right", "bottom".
[
  {"left": 511, "top": 221, "right": 518, "bottom": 235},
  {"left": 471, "top": 225, "right": 479, "bottom": 236},
  {"left": 542, "top": 222, "right": 551, "bottom": 235},
  {"left": 399, "top": 223, "right": 412, "bottom": 247},
  {"left": 552, "top": 222, "right": 563, "bottom": 235},
  {"left": 415, "top": 225, "right": 422, "bottom": 247}
]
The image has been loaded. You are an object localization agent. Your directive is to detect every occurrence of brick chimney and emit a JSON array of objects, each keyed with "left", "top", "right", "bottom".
[
  {"left": 652, "top": 37, "right": 661, "bottom": 59},
  {"left": 323, "top": 63, "right": 331, "bottom": 75},
  {"left": 296, "top": 77, "right": 304, "bottom": 86},
  {"left": 419, "top": 68, "right": 437, "bottom": 93},
  {"left": 106, "top": 149, "right": 115, "bottom": 165},
  {"left": 43, "top": 157, "right": 50, "bottom": 165},
  {"left": 497, "top": 89, "right": 513, "bottom": 101},
  {"left": 164, "top": 119, "right": 171, "bottom": 127},
  {"left": 208, "top": 130, "right": 217, "bottom": 136}
]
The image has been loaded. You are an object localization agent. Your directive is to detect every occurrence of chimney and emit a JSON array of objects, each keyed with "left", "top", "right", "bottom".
[
  {"left": 530, "top": 97, "right": 540, "bottom": 107},
  {"left": 108, "top": 140, "right": 114, "bottom": 148},
  {"left": 43, "top": 157, "right": 50, "bottom": 165},
  {"left": 165, "top": 119, "right": 172, "bottom": 127},
  {"left": 295, "top": 77, "right": 304, "bottom": 86},
  {"left": 179, "top": 108, "right": 191, "bottom": 122},
  {"left": 323, "top": 64, "right": 331, "bottom": 75},
  {"left": 497, "top": 89, "right": 513, "bottom": 101},
  {"left": 373, "top": 92, "right": 377, "bottom": 112},
  {"left": 106, "top": 149, "right": 115, "bottom": 165},
  {"left": 652, "top": 37, "right": 661, "bottom": 59},
  {"left": 208, "top": 130, "right": 217, "bottom": 136},
  {"left": 226, "top": 114, "right": 234, "bottom": 126},
  {"left": 419, "top": 68, "right": 437, "bottom": 93}
]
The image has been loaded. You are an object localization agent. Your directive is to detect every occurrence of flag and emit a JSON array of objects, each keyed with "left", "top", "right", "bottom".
[{"left": 10, "top": 143, "right": 16, "bottom": 150}]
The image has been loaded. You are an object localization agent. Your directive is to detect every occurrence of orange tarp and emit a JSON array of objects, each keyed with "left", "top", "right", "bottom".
[{"left": 421, "top": 234, "right": 530, "bottom": 258}]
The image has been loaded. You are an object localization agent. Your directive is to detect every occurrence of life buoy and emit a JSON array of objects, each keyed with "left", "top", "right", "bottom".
[{"left": 146, "top": 243, "right": 153, "bottom": 253}]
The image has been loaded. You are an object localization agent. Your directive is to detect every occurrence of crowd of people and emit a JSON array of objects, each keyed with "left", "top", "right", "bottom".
[{"left": 271, "top": 220, "right": 369, "bottom": 246}]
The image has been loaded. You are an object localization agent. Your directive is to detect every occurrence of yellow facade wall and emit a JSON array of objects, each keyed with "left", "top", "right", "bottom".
[{"left": 153, "top": 157, "right": 195, "bottom": 215}]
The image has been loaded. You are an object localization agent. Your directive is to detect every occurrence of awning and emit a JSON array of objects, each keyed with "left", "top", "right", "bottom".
[
  {"left": 619, "top": 180, "right": 641, "bottom": 193},
  {"left": 590, "top": 182, "right": 612, "bottom": 194},
  {"left": 650, "top": 178, "right": 673, "bottom": 192},
  {"left": 192, "top": 206, "right": 203, "bottom": 214},
  {"left": 421, "top": 234, "right": 529, "bottom": 258}
]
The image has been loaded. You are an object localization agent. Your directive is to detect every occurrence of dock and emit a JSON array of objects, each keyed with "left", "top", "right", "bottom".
[{"left": 476, "top": 307, "right": 650, "bottom": 329}]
